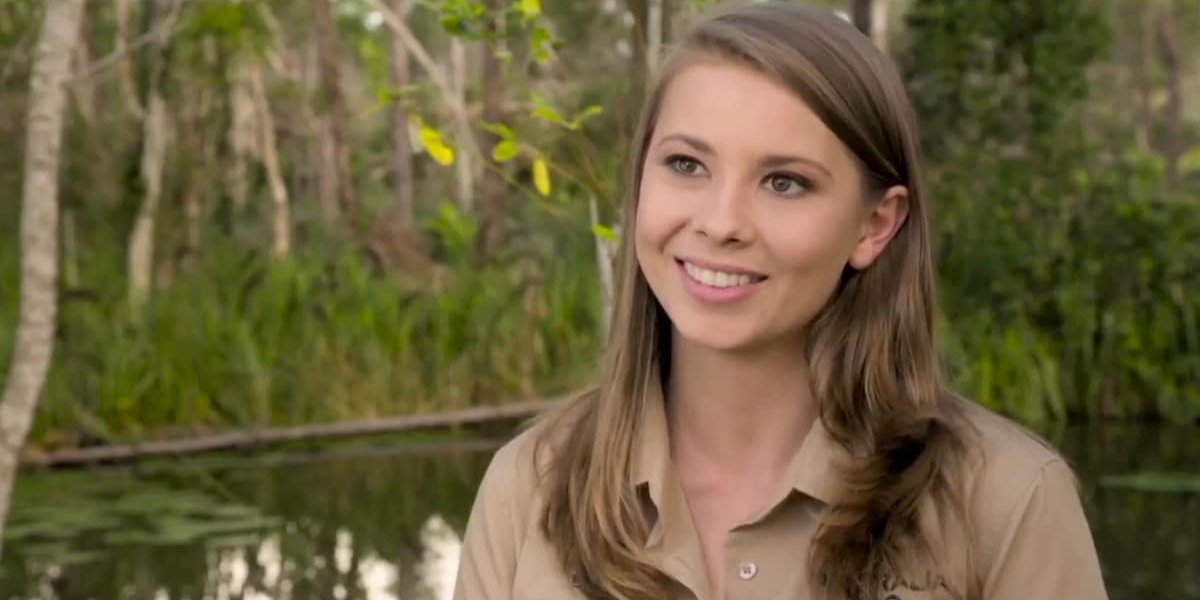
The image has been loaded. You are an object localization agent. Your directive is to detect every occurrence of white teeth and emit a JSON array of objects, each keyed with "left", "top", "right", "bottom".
[{"left": 683, "top": 262, "right": 757, "bottom": 288}]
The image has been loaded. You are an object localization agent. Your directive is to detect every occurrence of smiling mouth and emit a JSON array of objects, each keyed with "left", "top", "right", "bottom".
[{"left": 677, "top": 260, "right": 768, "bottom": 288}]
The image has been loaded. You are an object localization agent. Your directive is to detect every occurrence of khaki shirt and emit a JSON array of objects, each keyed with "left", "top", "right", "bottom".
[{"left": 453, "top": 386, "right": 1108, "bottom": 600}]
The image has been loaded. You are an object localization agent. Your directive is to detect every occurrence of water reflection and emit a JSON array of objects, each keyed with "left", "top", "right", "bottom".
[{"left": 1, "top": 426, "right": 1197, "bottom": 599}]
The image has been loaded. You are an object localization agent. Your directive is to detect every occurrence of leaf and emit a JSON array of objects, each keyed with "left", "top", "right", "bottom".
[
  {"left": 532, "top": 105, "right": 566, "bottom": 126},
  {"left": 532, "top": 158, "right": 551, "bottom": 197},
  {"left": 591, "top": 224, "right": 617, "bottom": 242},
  {"left": 492, "top": 139, "right": 518, "bottom": 163},
  {"left": 530, "top": 24, "right": 552, "bottom": 62},
  {"left": 480, "top": 121, "right": 514, "bottom": 138},
  {"left": 568, "top": 105, "right": 604, "bottom": 130},
  {"left": 419, "top": 125, "right": 456, "bottom": 166},
  {"left": 517, "top": 0, "right": 541, "bottom": 20},
  {"left": 1100, "top": 472, "right": 1200, "bottom": 494}
]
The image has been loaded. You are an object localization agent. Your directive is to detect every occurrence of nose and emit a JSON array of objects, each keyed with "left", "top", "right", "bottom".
[{"left": 693, "top": 179, "right": 755, "bottom": 245}]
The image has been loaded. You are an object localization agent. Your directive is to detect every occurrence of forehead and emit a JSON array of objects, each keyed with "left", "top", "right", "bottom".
[{"left": 654, "top": 60, "right": 845, "bottom": 159}]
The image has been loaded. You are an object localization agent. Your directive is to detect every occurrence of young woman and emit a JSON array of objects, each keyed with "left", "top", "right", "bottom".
[{"left": 453, "top": 2, "right": 1108, "bottom": 599}]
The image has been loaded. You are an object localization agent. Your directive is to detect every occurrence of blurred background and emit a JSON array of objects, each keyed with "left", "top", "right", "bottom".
[{"left": 0, "top": 0, "right": 1197, "bottom": 598}]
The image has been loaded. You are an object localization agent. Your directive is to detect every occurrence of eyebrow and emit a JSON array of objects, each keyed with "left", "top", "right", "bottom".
[{"left": 656, "top": 132, "right": 833, "bottom": 179}]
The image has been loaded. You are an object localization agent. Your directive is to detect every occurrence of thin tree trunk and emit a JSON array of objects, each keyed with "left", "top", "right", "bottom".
[
  {"left": 317, "top": 117, "right": 340, "bottom": 223},
  {"left": 646, "top": 0, "right": 663, "bottom": 73},
  {"left": 589, "top": 196, "right": 616, "bottom": 332},
  {"left": 872, "top": 0, "right": 890, "bottom": 54},
  {"left": 450, "top": 37, "right": 474, "bottom": 208},
  {"left": 312, "top": 0, "right": 356, "bottom": 222},
  {"left": 478, "top": 0, "right": 506, "bottom": 258},
  {"left": 127, "top": 0, "right": 174, "bottom": 310},
  {"left": 128, "top": 91, "right": 168, "bottom": 309},
  {"left": 0, "top": 0, "right": 85, "bottom": 560},
  {"left": 851, "top": 0, "right": 871, "bottom": 37},
  {"left": 366, "top": 0, "right": 484, "bottom": 184},
  {"left": 388, "top": 0, "right": 415, "bottom": 236},
  {"left": 626, "top": 0, "right": 648, "bottom": 72},
  {"left": 227, "top": 58, "right": 257, "bottom": 212},
  {"left": 1157, "top": 5, "right": 1183, "bottom": 186},
  {"left": 70, "top": 1, "right": 96, "bottom": 125},
  {"left": 115, "top": 0, "right": 145, "bottom": 118},
  {"left": 249, "top": 64, "right": 291, "bottom": 259},
  {"left": 1135, "top": 1, "right": 1155, "bottom": 153}
]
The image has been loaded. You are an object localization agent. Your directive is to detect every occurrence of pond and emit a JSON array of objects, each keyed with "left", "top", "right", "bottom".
[{"left": 1, "top": 424, "right": 1196, "bottom": 600}]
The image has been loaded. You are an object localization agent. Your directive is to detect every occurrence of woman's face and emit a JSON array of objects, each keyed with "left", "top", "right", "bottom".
[{"left": 635, "top": 60, "right": 906, "bottom": 354}]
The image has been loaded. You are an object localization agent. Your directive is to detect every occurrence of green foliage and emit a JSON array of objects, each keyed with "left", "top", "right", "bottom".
[
  {"left": 907, "top": 0, "right": 1200, "bottom": 423},
  {"left": 3, "top": 199, "right": 601, "bottom": 445},
  {"left": 4, "top": 0, "right": 1198, "bottom": 449}
]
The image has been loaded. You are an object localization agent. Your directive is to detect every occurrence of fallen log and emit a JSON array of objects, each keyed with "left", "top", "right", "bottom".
[{"left": 25, "top": 398, "right": 561, "bottom": 468}]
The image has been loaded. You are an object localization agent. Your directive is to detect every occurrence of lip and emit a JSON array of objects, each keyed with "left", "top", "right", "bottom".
[{"left": 675, "top": 258, "right": 767, "bottom": 304}]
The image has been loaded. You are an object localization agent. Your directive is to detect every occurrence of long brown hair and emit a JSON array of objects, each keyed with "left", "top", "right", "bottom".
[{"left": 538, "top": 2, "right": 973, "bottom": 599}]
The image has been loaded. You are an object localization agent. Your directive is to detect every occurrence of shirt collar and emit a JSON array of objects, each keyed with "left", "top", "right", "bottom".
[{"left": 631, "top": 371, "right": 843, "bottom": 513}]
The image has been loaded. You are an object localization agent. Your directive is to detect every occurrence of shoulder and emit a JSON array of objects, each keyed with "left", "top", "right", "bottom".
[
  {"left": 478, "top": 414, "right": 557, "bottom": 506},
  {"left": 957, "top": 400, "right": 1066, "bottom": 491},
  {"left": 474, "top": 399, "right": 584, "bottom": 520},
  {"left": 952, "top": 400, "right": 1084, "bottom": 567}
]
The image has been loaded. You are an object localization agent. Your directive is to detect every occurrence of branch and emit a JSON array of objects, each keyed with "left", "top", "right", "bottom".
[
  {"left": 70, "top": 0, "right": 189, "bottom": 82},
  {"left": 364, "top": 0, "right": 482, "bottom": 157},
  {"left": 26, "top": 399, "right": 561, "bottom": 467}
]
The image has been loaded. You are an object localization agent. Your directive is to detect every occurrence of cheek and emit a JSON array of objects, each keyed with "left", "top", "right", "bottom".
[
  {"left": 634, "top": 177, "right": 681, "bottom": 252},
  {"left": 764, "top": 207, "right": 861, "bottom": 278}
]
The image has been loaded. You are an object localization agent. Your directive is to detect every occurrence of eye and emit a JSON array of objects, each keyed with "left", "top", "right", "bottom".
[
  {"left": 764, "top": 173, "right": 810, "bottom": 197},
  {"left": 666, "top": 155, "right": 705, "bottom": 177}
]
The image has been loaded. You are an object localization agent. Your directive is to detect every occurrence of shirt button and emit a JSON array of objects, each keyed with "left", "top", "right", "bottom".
[{"left": 737, "top": 561, "right": 758, "bottom": 580}]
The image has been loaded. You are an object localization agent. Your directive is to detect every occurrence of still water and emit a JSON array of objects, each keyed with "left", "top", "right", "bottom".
[{"left": 1, "top": 425, "right": 1196, "bottom": 600}]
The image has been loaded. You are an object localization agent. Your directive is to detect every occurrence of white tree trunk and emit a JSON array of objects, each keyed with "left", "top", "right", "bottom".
[
  {"left": 127, "top": 1, "right": 178, "bottom": 309},
  {"left": 128, "top": 91, "right": 168, "bottom": 310},
  {"left": 450, "top": 37, "right": 474, "bottom": 208},
  {"left": 872, "top": 0, "right": 890, "bottom": 54},
  {"left": 0, "top": 0, "right": 85, "bottom": 560},
  {"left": 249, "top": 64, "right": 292, "bottom": 259},
  {"left": 646, "top": 0, "right": 663, "bottom": 73},
  {"left": 227, "top": 58, "right": 259, "bottom": 211},
  {"left": 589, "top": 196, "right": 616, "bottom": 332}
]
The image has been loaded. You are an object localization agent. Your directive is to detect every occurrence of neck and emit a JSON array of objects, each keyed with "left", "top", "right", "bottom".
[{"left": 665, "top": 329, "right": 818, "bottom": 480}]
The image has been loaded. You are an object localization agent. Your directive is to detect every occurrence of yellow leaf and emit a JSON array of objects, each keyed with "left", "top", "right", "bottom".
[
  {"left": 419, "top": 125, "right": 455, "bottom": 166},
  {"left": 532, "top": 158, "right": 551, "bottom": 196},
  {"left": 518, "top": 0, "right": 541, "bottom": 19},
  {"left": 492, "top": 139, "right": 518, "bottom": 163}
]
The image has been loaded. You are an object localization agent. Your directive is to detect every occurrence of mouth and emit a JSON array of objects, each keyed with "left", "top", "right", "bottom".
[{"left": 676, "top": 259, "right": 768, "bottom": 289}]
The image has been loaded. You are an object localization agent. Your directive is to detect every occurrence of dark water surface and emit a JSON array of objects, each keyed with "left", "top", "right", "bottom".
[{"left": 1, "top": 424, "right": 1196, "bottom": 599}]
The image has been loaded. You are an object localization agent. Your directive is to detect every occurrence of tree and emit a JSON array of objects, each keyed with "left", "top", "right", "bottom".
[
  {"left": 478, "top": 0, "right": 507, "bottom": 257},
  {"left": 126, "top": 0, "right": 179, "bottom": 310},
  {"left": 312, "top": 0, "right": 356, "bottom": 225},
  {"left": 0, "top": 0, "right": 85, "bottom": 558},
  {"left": 851, "top": 0, "right": 872, "bottom": 37},
  {"left": 388, "top": 0, "right": 416, "bottom": 236},
  {"left": 1157, "top": 2, "right": 1183, "bottom": 186}
]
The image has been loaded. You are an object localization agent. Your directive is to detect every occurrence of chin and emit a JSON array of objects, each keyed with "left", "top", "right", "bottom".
[{"left": 670, "top": 314, "right": 764, "bottom": 353}]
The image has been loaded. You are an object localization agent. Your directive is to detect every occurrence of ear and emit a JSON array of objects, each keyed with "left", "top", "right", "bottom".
[{"left": 848, "top": 185, "right": 909, "bottom": 270}]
